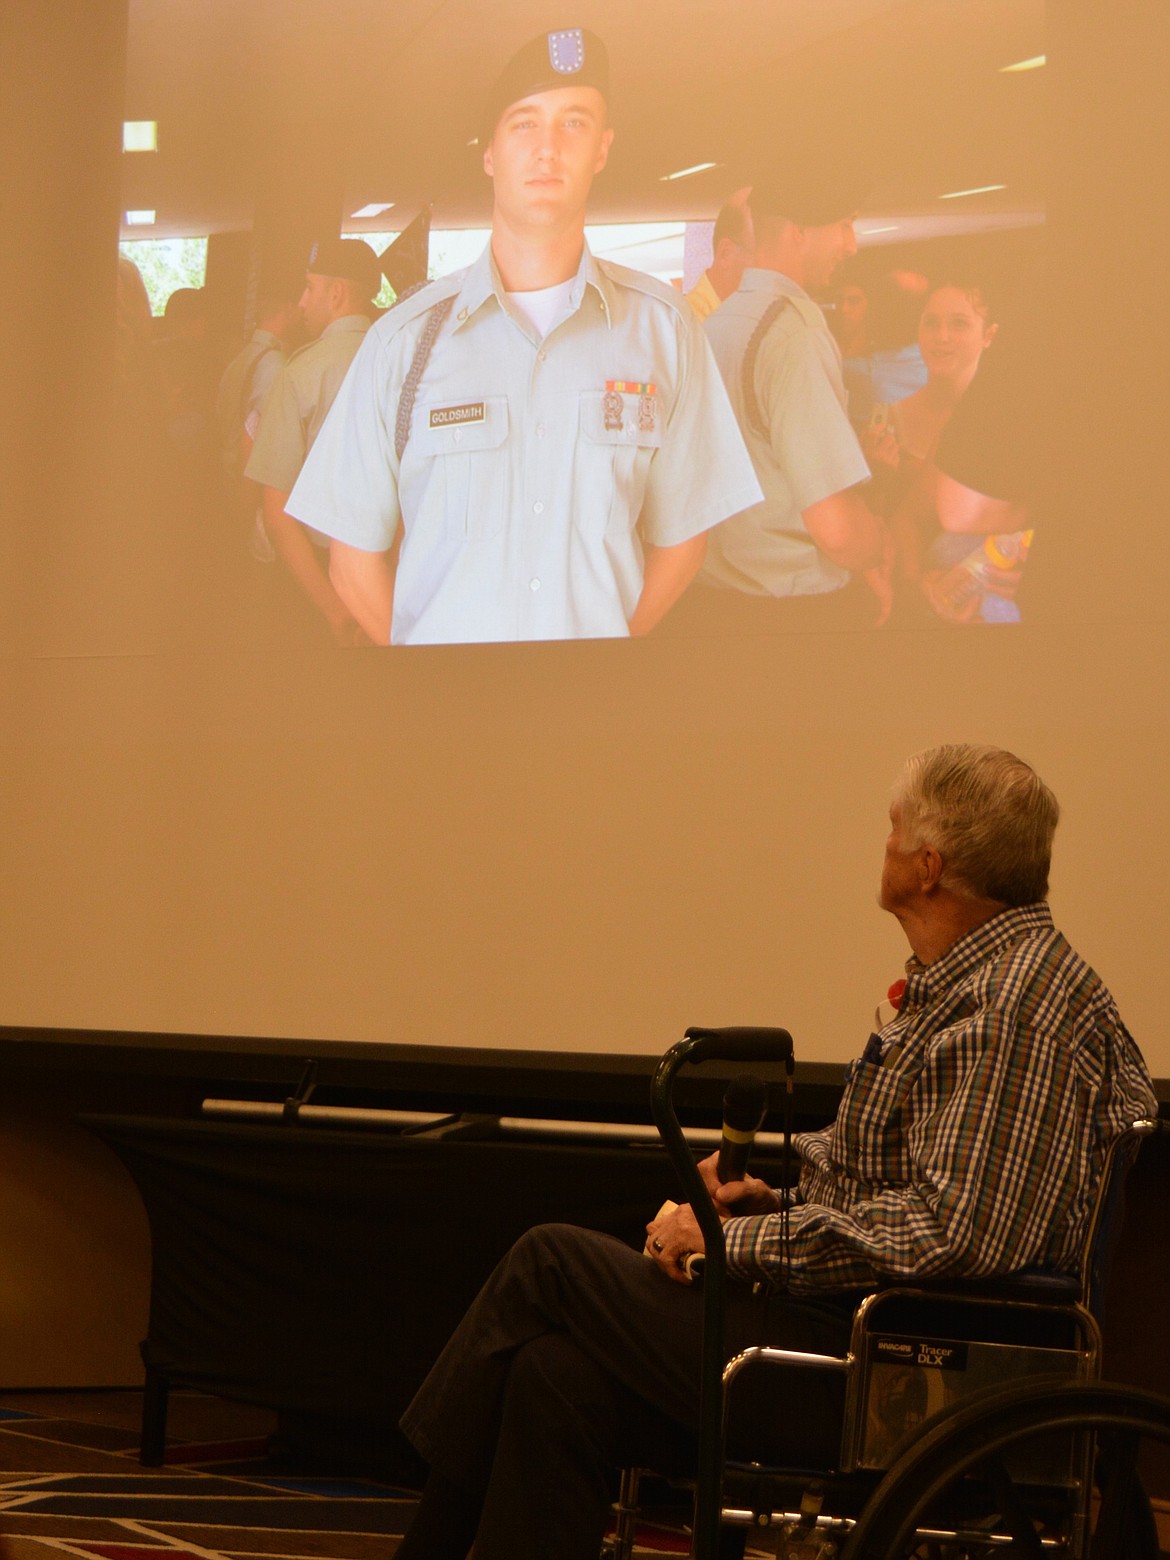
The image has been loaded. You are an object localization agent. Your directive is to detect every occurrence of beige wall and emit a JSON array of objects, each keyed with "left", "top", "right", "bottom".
[{"left": 0, "top": 1088, "right": 150, "bottom": 1386}]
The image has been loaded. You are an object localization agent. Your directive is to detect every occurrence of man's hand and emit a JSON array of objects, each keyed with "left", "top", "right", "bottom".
[
  {"left": 862, "top": 524, "right": 896, "bottom": 627},
  {"left": 329, "top": 613, "right": 375, "bottom": 648},
  {"left": 860, "top": 420, "right": 900, "bottom": 474},
  {"left": 645, "top": 1154, "right": 782, "bottom": 1284},
  {"left": 645, "top": 1201, "right": 706, "bottom": 1285},
  {"left": 263, "top": 487, "right": 370, "bottom": 643},
  {"left": 696, "top": 1150, "right": 783, "bottom": 1217}
]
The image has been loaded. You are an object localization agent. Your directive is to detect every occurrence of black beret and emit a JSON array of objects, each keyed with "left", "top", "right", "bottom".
[
  {"left": 305, "top": 237, "right": 382, "bottom": 303},
  {"left": 748, "top": 162, "right": 872, "bottom": 229},
  {"left": 481, "top": 28, "right": 609, "bottom": 143}
]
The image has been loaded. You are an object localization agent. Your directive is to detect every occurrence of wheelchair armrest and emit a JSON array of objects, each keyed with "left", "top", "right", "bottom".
[{"left": 877, "top": 1269, "right": 1082, "bottom": 1307}]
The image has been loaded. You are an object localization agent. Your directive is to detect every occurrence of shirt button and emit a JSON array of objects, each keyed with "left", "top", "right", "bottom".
[
  {"left": 533, "top": 501, "right": 544, "bottom": 514},
  {"left": 537, "top": 350, "right": 548, "bottom": 363},
  {"left": 529, "top": 577, "right": 541, "bottom": 592},
  {"left": 536, "top": 423, "right": 547, "bottom": 437}
]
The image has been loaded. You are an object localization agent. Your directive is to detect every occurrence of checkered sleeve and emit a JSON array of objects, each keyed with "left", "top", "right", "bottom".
[{"left": 723, "top": 1213, "right": 774, "bottom": 1280}]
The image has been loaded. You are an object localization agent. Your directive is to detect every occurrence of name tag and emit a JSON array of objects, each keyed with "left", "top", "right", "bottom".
[{"left": 429, "top": 402, "right": 485, "bottom": 429}]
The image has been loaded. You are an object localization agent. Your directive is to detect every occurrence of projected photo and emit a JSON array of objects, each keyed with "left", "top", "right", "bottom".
[{"left": 115, "top": 0, "right": 1045, "bottom": 647}]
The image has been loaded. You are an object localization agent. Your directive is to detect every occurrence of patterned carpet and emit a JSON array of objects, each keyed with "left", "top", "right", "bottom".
[
  {"left": 10, "top": 1392, "right": 1168, "bottom": 1557},
  {"left": 0, "top": 1390, "right": 693, "bottom": 1559}
]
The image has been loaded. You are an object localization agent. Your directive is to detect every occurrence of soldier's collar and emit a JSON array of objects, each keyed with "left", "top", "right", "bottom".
[
  {"left": 578, "top": 242, "right": 616, "bottom": 327},
  {"left": 451, "top": 240, "right": 613, "bottom": 331},
  {"left": 902, "top": 902, "right": 1055, "bottom": 1005},
  {"left": 740, "top": 267, "right": 813, "bottom": 306},
  {"left": 321, "top": 313, "right": 371, "bottom": 336}
]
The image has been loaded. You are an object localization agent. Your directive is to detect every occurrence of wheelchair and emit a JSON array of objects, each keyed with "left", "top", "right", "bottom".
[{"left": 603, "top": 1026, "right": 1166, "bottom": 1560}]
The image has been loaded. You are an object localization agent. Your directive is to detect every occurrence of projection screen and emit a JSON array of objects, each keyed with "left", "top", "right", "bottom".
[{"left": 3, "top": 0, "right": 1168, "bottom": 1077}]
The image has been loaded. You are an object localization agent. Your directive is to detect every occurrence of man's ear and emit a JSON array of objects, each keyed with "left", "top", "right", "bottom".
[
  {"left": 919, "top": 846, "right": 945, "bottom": 893},
  {"left": 594, "top": 125, "right": 615, "bottom": 175},
  {"left": 483, "top": 140, "right": 494, "bottom": 178}
]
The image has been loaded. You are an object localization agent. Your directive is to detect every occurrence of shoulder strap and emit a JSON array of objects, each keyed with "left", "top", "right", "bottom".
[
  {"left": 395, "top": 295, "right": 455, "bottom": 461},
  {"left": 742, "top": 297, "right": 789, "bottom": 442}
]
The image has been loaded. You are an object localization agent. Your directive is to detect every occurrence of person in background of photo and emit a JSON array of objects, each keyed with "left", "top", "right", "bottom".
[
  {"left": 214, "top": 283, "right": 302, "bottom": 559},
  {"left": 930, "top": 269, "right": 1045, "bottom": 620},
  {"left": 684, "top": 168, "right": 892, "bottom": 629},
  {"left": 115, "top": 255, "right": 155, "bottom": 393},
  {"left": 244, "top": 237, "right": 382, "bottom": 645},
  {"left": 861, "top": 282, "right": 1027, "bottom": 624},
  {"left": 831, "top": 277, "right": 872, "bottom": 355},
  {"left": 834, "top": 268, "right": 928, "bottom": 431},
  {"left": 683, "top": 189, "right": 752, "bottom": 321}
]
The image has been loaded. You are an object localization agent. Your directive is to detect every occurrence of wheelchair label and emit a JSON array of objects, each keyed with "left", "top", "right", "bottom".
[
  {"left": 861, "top": 1332, "right": 1083, "bottom": 1477},
  {"left": 873, "top": 1334, "right": 969, "bottom": 1371}
]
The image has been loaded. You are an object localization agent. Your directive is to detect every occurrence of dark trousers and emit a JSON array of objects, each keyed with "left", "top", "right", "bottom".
[{"left": 399, "top": 1222, "right": 858, "bottom": 1560}]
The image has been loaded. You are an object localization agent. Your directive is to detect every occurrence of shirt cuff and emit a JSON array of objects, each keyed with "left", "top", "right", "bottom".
[{"left": 722, "top": 1213, "right": 777, "bottom": 1282}]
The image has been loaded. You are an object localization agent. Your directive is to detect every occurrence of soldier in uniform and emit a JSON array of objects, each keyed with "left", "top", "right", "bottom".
[
  {"left": 213, "top": 282, "right": 300, "bottom": 562},
  {"left": 244, "top": 236, "right": 382, "bottom": 644},
  {"left": 685, "top": 170, "right": 894, "bottom": 630},
  {"left": 285, "top": 28, "right": 761, "bottom": 646}
]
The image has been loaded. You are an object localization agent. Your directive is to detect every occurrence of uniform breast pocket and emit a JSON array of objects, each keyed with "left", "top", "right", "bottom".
[
  {"left": 577, "top": 391, "right": 664, "bottom": 538},
  {"left": 409, "top": 396, "right": 509, "bottom": 542}
]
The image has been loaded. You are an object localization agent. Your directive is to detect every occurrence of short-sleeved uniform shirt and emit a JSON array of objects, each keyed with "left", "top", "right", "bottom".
[
  {"left": 215, "top": 328, "right": 286, "bottom": 473},
  {"left": 700, "top": 269, "right": 871, "bottom": 598},
  {"left": 245, "top": 314, "right": 371, "bottom": 506},
  {"left": 285, "top": 242, "right": 762, "bottom": 644}
]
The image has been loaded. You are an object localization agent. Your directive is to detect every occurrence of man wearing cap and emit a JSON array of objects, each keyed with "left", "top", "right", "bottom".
[
  {"left": 284, "top": 29, "right": 761, "bottom": 645},
  {"left": 215, "top": 285, "right": 300, "bottom": 492},
  {"left": 244, "top": 237, "right": 382, "bottom": 645},
  {"left": 685, "top": 174, "right": 892, "bottom": 628},
  {"left": 684, "top": 189, "right": 752, "bottom": 322}
]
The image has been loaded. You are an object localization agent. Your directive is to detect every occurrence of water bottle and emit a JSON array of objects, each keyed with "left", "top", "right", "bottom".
[{"left": 926, "top": 530, "right": 1034, "bottom": 621}]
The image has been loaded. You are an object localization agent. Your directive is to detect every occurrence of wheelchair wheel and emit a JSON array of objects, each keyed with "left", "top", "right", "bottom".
[{"left": 840, "top": 1378, "right": 1170, "bottom": 1560}]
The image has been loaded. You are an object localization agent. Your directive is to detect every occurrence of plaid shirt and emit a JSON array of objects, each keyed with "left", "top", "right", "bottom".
[{"left": 723, "top": 904, "right": 1158, "bottom": 1294}]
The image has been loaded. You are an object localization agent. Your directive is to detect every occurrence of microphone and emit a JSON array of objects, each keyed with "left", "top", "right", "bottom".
[{"left": 716, "top": 1073, "right": 768, "bottom": 1184}]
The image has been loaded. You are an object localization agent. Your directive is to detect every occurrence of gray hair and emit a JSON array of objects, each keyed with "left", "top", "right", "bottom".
[{"left": 895, "top": 744, "right": 1060, "bottom": 907}]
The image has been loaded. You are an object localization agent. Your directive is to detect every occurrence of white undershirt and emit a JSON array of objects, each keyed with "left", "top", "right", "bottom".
[{"left": 507, "top": 278, "right": 575, "bottom": 339}]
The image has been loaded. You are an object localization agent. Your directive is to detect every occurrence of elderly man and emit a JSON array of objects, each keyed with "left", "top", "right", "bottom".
[{"left": 394, "top": 745, "right": 1156, "bottom": 1560}]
